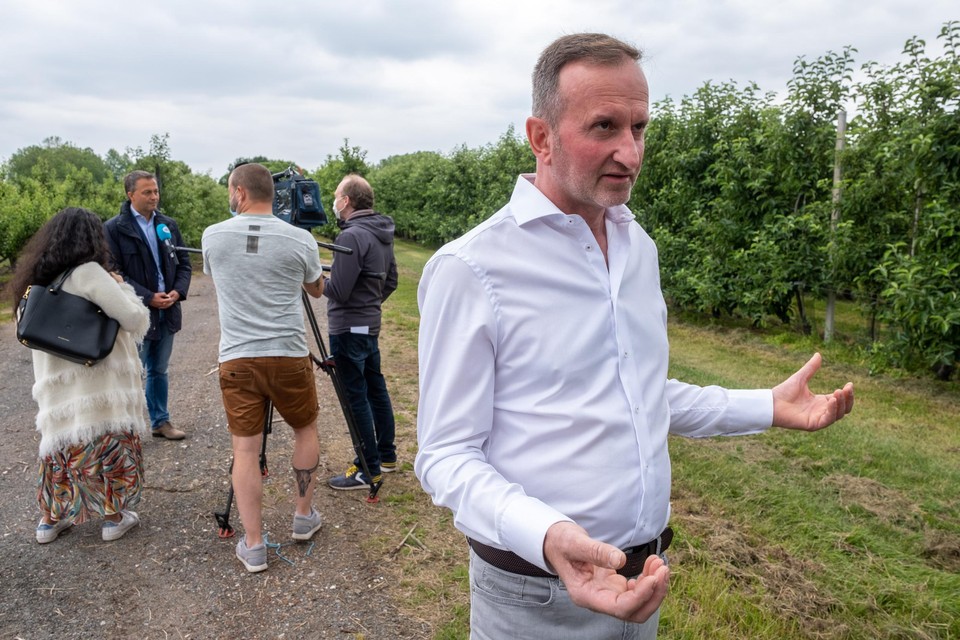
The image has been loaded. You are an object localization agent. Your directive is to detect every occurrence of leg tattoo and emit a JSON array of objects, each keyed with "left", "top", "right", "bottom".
[{"left": 293, "top": 457, "right": 320, "bottom": 498}]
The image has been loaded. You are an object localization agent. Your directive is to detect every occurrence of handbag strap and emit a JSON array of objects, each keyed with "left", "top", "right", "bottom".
[{"left": 48, "top": 266, "right": 77, "bottom": 293}]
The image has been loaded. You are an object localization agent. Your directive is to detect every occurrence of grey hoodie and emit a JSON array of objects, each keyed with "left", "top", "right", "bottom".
[{"left": 324, "top": 209, "right": 399, "bottom": 336}]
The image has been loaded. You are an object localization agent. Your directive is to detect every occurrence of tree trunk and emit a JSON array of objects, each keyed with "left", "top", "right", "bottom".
[
  {"left": 910, "top": 187, "right": 923, "bottom": 258},
  {"left": 795, "top": 283, "right": 812, "bottom": 335},
  {"left": 825, "top": 110, "right": 846, "bottom": 342}
]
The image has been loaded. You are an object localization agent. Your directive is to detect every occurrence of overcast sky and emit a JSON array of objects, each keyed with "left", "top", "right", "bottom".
[{"left": 0, "top": 1, "right": 955, "bottom": 176}]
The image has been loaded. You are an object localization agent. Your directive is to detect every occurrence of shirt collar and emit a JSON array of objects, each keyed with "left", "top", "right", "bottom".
[
  {"left": 130, "top": 204, "right": 153, "bottom": 223},
  {"left": 510, "top": 174, "right": 635, "bottom": 227}
]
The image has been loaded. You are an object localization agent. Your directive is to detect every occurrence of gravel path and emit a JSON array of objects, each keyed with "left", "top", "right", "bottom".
[{"left": 0, "top": 271, "right": 432, "bottom": 639}]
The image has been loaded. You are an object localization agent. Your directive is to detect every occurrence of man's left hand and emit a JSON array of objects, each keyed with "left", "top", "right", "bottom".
[{"left": 772, "top": 352, "right": 854, "bottom": 431}]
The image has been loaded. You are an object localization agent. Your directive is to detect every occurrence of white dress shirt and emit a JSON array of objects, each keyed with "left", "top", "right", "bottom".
[{"left": 415, "top": 175, "right": 773, "bottom": 573}]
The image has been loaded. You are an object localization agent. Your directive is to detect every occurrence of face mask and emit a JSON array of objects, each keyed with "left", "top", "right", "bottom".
[
  {"left": 332, "top": 197, "right": 341, "bottom": 220},
  {"left": 229, "top": 190, "right": 241, "bottom": 217}
]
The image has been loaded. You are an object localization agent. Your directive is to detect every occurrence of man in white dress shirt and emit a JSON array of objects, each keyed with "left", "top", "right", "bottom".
[{"left": 415, "top": 33, "right": 855, "bottom": 639}]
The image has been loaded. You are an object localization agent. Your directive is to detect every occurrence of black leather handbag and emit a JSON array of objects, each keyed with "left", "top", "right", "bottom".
[{"left": 16, "top": 267, "right": 120, "bottom": 366}]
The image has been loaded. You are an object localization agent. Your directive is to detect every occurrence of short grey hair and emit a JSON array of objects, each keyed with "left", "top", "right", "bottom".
[
  {"left": 124, "top": 170, "right": 156, "bottom": 195},
  {"left": 532, "top": 33, "right": 642, "bottom": 125}
]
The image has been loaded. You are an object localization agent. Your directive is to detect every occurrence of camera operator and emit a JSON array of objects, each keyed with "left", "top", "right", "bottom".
[
  {"left": 324, "top": 174, "right": 399, "bottom": 491},
  {"left": 201, "top": 163, "right": 325, "bottom": 573}
]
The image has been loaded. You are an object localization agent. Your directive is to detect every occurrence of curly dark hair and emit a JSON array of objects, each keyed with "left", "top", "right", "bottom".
[{"left": 9, "top": 207, "right": 113, "bottom": 307}]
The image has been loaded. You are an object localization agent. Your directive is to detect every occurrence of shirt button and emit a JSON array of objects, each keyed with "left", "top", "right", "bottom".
[{"left": 586, "top": 245, "right": 593, "bottom": 251}]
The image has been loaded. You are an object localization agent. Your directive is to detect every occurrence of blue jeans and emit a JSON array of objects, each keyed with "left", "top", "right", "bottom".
[
  {"left": 139, "top": 320, "right": 175, "bottom": 430},
  {"left": 329, "top": 332, "right": 396, "bottom": 476},
  {"left": 469, "top": 550, "right": 661, "bottom": 639}
]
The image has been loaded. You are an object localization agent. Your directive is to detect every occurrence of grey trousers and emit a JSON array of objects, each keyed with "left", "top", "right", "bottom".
[{"left": 468, "top": 549, "right": 660, "bottom": 640}]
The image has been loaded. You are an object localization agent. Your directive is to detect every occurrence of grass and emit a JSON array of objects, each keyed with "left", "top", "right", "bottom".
[
  {"left": 664, "top": 320, "right": 960, "bottom": 639},
  {"left": 369, "top": 238, "right": 959, "bottom": 639},
  {"left": 5, "top": 240, "right": 957, "bottom": 638}
]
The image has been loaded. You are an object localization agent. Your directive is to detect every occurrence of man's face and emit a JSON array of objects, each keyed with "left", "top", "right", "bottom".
[
  {"left": 333, "top": 180, "right": 348, "bottom": 219},
  {"left": 535, "top": 60, "right": 649, "bottom": 216},
  {"left": 128, "top": 178, "right": 160, "bottom": 215}
]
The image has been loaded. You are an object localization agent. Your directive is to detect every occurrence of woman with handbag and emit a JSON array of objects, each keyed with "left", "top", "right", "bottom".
[{"left": 10, "top": 207, "right": 151, "bottom": 543}]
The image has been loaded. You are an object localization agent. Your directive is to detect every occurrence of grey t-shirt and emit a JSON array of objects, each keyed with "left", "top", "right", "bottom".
[{"left": 202, "top": 214, "right": 324, "bottom": 362}]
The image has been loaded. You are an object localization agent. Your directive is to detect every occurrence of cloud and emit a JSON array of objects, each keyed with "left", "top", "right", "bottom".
[{"left": 0, "top": 0, "right": 955, "bottom": 175}]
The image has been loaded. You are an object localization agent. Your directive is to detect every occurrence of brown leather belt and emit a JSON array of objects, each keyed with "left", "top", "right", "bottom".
[{"left": 468, "top": 527, "right": 673, "bottom": 578}]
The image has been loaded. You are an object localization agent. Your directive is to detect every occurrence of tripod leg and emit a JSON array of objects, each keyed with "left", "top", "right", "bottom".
[
  {"left": 301, "top": 291, "right": 382, "bottom": 502},
  {"left": 259, "top": 400, "right": 272, "bottom": 477},
  {"left": 327, "top": 360, "right": 383, "bottom": 502},
  {"left": 213, "top": 401, "right": 273, "bottom": 537},
  {"left": 213, "top": 458, "right": 236, "bottom": 538}
]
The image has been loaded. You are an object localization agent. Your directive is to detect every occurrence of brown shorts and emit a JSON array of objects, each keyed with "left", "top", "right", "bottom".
[{"left": 218, "top": 356, "right": 319, "bottom": 437}]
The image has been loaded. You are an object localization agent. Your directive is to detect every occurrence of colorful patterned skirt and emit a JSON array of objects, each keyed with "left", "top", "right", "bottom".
[{"left": 37, "top": 431, "right": 144, "bottom": 525}]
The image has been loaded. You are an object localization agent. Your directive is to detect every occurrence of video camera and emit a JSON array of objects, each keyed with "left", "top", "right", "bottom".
[{"left": 271, "top": 166, "right": 327, "bottom": 229}]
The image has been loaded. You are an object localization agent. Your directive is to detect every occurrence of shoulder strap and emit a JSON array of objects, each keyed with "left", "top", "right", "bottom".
[{"left": 49, "top": 267, "right": 77, "bottom": 293}]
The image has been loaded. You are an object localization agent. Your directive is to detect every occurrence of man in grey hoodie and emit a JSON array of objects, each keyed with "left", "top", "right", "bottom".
[{"left": 324, "top": 174, "right": 400, "bottom": 490}]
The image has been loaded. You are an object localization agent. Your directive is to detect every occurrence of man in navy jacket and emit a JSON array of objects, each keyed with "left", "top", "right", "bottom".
[{"left": 105, "top": 170, "right": 192, "bottom": 440}]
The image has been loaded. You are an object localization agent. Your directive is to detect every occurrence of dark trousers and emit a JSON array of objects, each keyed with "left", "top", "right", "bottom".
[{"left": 329, "top": 332, "right": 396, "bottom": 476}]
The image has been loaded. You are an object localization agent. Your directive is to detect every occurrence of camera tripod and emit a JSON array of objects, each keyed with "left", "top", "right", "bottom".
[{"left": 211, "top": 244, "right": 385, "bottom": 539}]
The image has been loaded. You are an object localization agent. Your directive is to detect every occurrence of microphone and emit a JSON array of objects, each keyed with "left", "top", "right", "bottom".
[{"left": 156, "top": 223, "right": 180, "bottom": 266}]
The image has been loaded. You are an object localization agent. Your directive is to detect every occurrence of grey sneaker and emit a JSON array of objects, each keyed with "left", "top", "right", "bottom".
[
  {"left": 236, "top": 537, "right": 267, "bottom": 573},
  {"left": 101, "top": 510, "right": 140, "bottom": 541},
  {"left": 292, "top": 507, "right": 323, "bottom": 541}
]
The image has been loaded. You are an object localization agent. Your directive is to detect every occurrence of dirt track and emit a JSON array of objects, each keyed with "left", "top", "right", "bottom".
[{"left": 0, "top": 271, "right": 432, "bottom": 639}]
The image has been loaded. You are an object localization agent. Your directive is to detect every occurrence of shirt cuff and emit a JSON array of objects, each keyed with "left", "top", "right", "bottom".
[
  {"left": 726, "top": 389, "right": 774, "bottom": 432},
  {"left": 499, "top": 498, "right": 573, "bottom": 573}
]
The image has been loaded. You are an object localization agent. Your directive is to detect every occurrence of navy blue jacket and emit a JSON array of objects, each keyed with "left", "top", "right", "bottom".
[{"left": 104, "top": 201, "right": 192, "bottom": 339}]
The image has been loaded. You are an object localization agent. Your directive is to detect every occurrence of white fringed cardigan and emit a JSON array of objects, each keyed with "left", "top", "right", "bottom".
[{"left": 31, "top": 262, "right": 151, "bottom": 458}]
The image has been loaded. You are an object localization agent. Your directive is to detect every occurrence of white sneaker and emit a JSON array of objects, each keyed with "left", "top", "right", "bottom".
[
  {"left": 102, "top": 510, "right": 140, "bottom": 541},
  {"left": 36, "top": 518, "right": 72, "bottom": 544}
]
